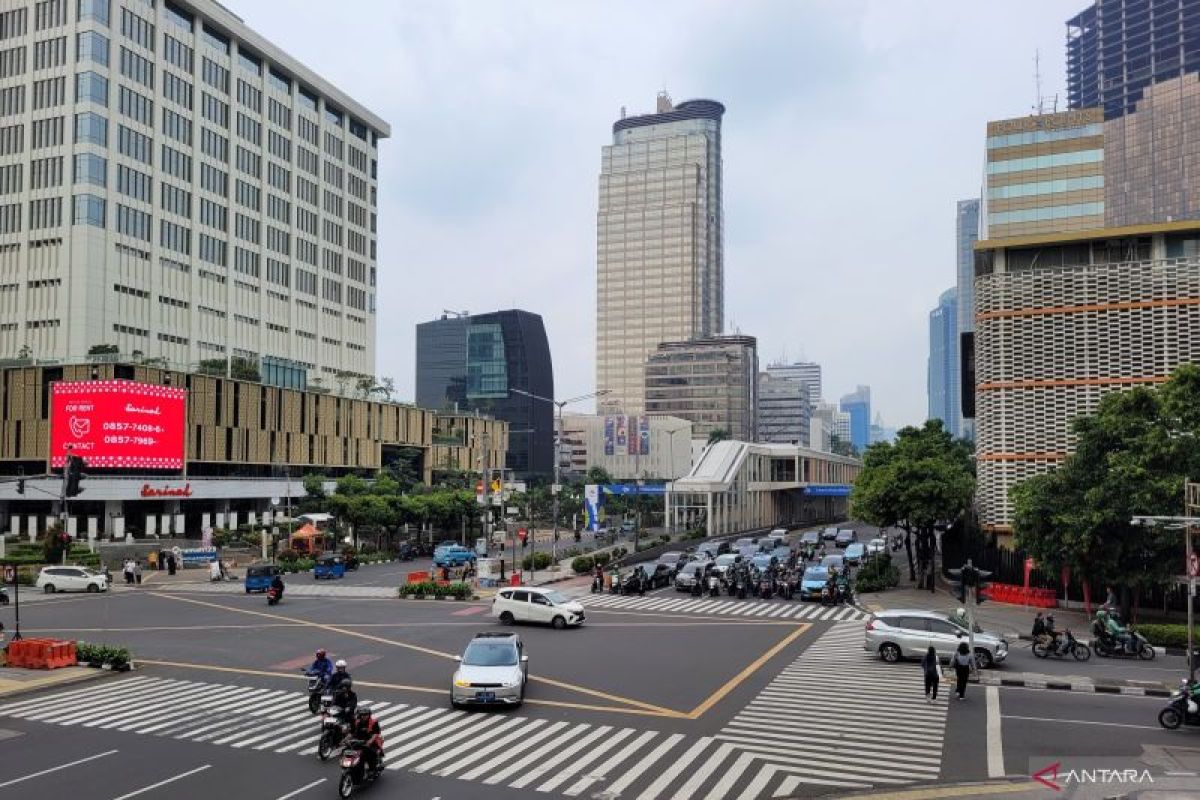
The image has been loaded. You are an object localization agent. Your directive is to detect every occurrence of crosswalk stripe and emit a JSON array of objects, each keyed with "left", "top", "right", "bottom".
[
  {"left": 712, "top": 737, "right": 937, "bottom": 781},
  {"left": 706, "top": 750, "right": 758, "bottom": 800},
  {"left": 425, "top": 717, "right": 547, "bottom": 777},
  {"left": 534, "top": 726, "right": 637, "bottom": 793},
  {"left": 766, "top": 606, "right": 789, "bottom": 617},
  {"left": 17, "top": 678, "right": 179, "bottom": 722},
  {"left": 115, "top": 685, "right": 275, "bottom": 732},
  {"left": 0, "top": 676, "right": 158, "bottom": 716},
  {"left": 508, "top": 724, "right": 612, "bottom": 789},
  {"left": 387, "top": 711, "right": 503, "bottom": 767},
  {"left": 671, "top": 741, "right": 736, "bottom": 800},
  {"left": 565, "top": 728, "right": 659, "bottom": 797},
  {"left": 476, "top": 720, "right": 575, "bottom": 784},
  {"left": 633, "top": 736, "right": 713, "bottom": 800},
  {"left": 30, "top": 679, "right": 189, "bottom": 724},
  {"left": 742, "top": 703, "right": 946, "bottom": 732},
  {"left": 458, "top": 719, "right": 569, "bottom": 781},
  {"left": 591, "top": 730, "right": 676, "bottom": 798},
  {"left": 716, "top": 728, "right": 943, "bottom": 766},
  {"left": 484, "top": 722, "right": 594, "bottom": 786},
  {"left": 218, "top": 696, "right": 362, "bottom": 747},
  {"left": 404, "top": 716, "right": 525, "bottom": 774},
  {"left": 727, "top": 716, "right": 945, "bottom": 747}
]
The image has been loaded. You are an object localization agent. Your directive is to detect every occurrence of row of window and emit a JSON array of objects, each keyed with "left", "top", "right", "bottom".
[
  {"left": 988, "top": 201, "right": 1105, "bottom": 225},
  {"left": 987, "top": 174, "right": 1104, "bottom": 200},
  {"left": 986, "top": 148, "right": 1104, "bottom": 175},
  {"left": 986, "top": 123, "right": 1103, "bottom": 150}
]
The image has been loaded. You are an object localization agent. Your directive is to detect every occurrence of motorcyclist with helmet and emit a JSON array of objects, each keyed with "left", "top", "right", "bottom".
[
  {"left": 307, "top": 648, "right": 333, "bottom": 682},
  {"left": 329, "top": 658, "right": 352, "bottom": 693},
  {"left": 1096, "top": 608, "right": 1134, "bottom": 653},
  {"left": 332, "top": 676, "right": 358, "bottom": 718},
  {"left": 351, "top": 705, "right": 385, "bottom": 775}
]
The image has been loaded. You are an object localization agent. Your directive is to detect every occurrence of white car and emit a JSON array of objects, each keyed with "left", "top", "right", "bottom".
[
  {"left": 36, "top": 566, "right": 108, "bottom": 593},
  {"left": 492, "top": 586, "right": 585, "bottom": 629},
  {"left": 866, "top": 538, "right": 887, "bottom": 556}
]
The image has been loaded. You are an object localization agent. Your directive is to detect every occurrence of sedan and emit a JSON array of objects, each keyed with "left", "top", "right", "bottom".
[
  {"left": 821, "top": 527, "right": 839, "bottom": 541},
  {"left": 36, "top": 566, "right": 108, "bottom": 593},
  {"left": 820, "top": 554, "right": 845, "bottom": 572},
  {"left": 645, "top": 563, "right": 675, "bottom": 589},
  {"left": 866, "top": 538, "right": 887, "bottom": 556},
  {"left": 451, "top": 633, "right": 528, "bottom": 708},
  {"left": 799, "top": 531, "right": 821, "bottom": 547},
  {"left": 749, "top": 554, "right": 777, "bottom": 573},
  {"left": 696, "top": 541, "right": 730, "bottom": 558},
  {"left": 654, "top": 551, "right": 687, "bottom": 576},
  {"left": 736, "top": 544, "right": 759, "bottom": 560},
  {"left": 799, "top": 567, "right": 830, "bottom": 600},
  {"left": 844, "top": 542, "right": 866, "bottom": 565},
  {"left": 709, "top": 553, "right": 740, "bottom": 579},
  {"left": 834, "top": 529, "right": 857, "bottom": 548},
  {"left": 732, "top": 537, "right": 758, "bottom": 550},
  {"left": 673, "top": 561, "right": 711, "bottom": 591}
]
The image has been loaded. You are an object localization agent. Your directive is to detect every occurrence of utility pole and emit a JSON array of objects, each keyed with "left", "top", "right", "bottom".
[
  {"left": 1135, "top": 487, "right": 1200, "bottom": 680},
  {"left": 479, "top": 429, "right": 492, "bottom": 568}
]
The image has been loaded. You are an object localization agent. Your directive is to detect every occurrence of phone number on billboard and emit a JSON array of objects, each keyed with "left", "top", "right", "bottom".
[
  {"left": 102, "top": 422, "right": 165, "bottom": 433},
  {"left": 102, "top": 436, "right": 159, "bottom": 446}
]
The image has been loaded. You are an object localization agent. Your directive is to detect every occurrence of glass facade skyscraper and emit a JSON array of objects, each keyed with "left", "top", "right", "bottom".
[
  {"left": 927, "top": 288, "right": 959, "bottom": 436},
  {"left": 415, "top": 310, "right": 554, "bottom": 479},
  {"left": 839, "top": 386, "right": 871, "bottom": 454},
  {"left": 954, "top": 199, "right": 979, "bottom": 440}
]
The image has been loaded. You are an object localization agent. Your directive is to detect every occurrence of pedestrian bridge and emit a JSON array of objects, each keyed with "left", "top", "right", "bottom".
[{"left": 666, "top": 440, "right": 861, "bottom": 537}]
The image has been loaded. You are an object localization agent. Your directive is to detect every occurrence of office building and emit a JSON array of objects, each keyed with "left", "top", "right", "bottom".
[
  {"left": 415, "top": 310, "right": 554, "bottom": 479},
  {"left": 955, "top": 199, "right": 979, "bottom": 440},
  {"left": 0, "top": 0, "right": 388, "bottom": 385},
  {"left": 596, "top": 93, "right": 725, "bottom": 414},
  {"left": 839, "top": 386, "right": 871, "bottom": 453},
  {"left": 644, "top": 335, "right": 756, "bottom": 442},
  {"left": 869, "top": 414, "right": 897, "bottom": 446},
  {"left": 809, "top": 402, "right": 849, "bottom": 452},
  {"left": 927, "top": 287, "right": 960, "bottom": 436},
  {"left": 1068, "top": 0, "right": 1200, "bottom": 119},
  {"left": 764, "top": 361, "right": 822, "bottom": 406},
  {"left": 756, "top": 372, "right": 812, "bottom": 445},
  {"left": 559, "top": 414, "right": 693, "bottom": 480}
]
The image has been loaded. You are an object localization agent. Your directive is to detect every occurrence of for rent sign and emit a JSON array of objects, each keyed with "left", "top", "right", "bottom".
[{"left": 50, "top": 380, "right": 187, "bottom": 469}]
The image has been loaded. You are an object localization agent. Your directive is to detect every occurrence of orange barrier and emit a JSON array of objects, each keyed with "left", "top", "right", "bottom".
[
  {"left": 4, "top": 638, "right": 77, "bottom": 669},
  {"left": 405, "top": 571, "right": 430, "bottom": 585}
]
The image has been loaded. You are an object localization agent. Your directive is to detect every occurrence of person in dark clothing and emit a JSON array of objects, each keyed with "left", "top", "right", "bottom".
[
  {"left": 332, "top": 677, "right": 358, "bottom": 718},
  {"left": 921, "top": 646, "right": 940, "bottom": 703},
  {"left": 951, "top": 642, "right": 973, "bottom": 699},
  {"left": 351, "top": 706, "right": 384, "bottom": 774},
  {"left": 166, "top": 553, "right": 177, "bottom": 576}
]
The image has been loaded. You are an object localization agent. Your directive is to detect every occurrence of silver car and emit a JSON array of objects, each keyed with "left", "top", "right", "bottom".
[
  {"left": 863, "top": 609, "right": 1009, "bottom": 668},
  {"left": 451, "top": 632, "right": 529, "bottom": 708},
  {"left": 674, "top": 561, "right": 709, "bottom": 591}
]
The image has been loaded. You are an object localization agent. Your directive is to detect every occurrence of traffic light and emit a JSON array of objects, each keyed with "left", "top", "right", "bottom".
[
  {"left": 947, "top": 567, "right": 966, "bottom": 603},
  {"left": 974, "top": 567, "right": 993, "bottom": 605},
  {"left": 16, "top": 466, "right": 24, "bottom": 495},
  {"left": 64, "top": 455, "right": 84, "bottom": 497}
]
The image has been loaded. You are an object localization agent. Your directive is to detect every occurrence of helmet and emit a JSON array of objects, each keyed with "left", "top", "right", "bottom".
[
  {"left": 339, "top": 678, "right": 353, "bottom": 691},
  {"left": 315, "top": 649, "right": 326, "bottom": 659},
  {"left": 335, "top": 659, "right": 347, "bottom": 670},
  {"left": 355, "top": 706, "right": 371, "bottom": 721},
  {"left": 956, "top": 607, "right": 965, "bottom": 616}
]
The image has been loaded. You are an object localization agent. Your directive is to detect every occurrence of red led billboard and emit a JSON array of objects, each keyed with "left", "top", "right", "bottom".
[{"left": 50, "top": 380, "right": 187, "bottom": 469}]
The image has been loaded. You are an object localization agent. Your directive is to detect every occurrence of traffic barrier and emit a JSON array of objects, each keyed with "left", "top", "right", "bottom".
[
  {"left": 510, "top": 573, "right": 522, "bottom": 586},
  {"left": 405, "top": 571, "right": 429, "bottom": 585}
]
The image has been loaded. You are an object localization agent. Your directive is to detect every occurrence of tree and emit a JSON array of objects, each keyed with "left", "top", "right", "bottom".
[
  {"left": 585, "top": 466, "right": 613, "bottom": 486},
  {"left": 850, "top": 420, "right": 975, "bottom": 584},
  {"left": 87, "top": 343, "right": 119, "bottom": 356},
  {"left": 1012, "top": 365, "right": 1200, "bottom": 619},
  {"left": 377, "top": 377, "right": 395, "bottom": 402},
  {"left": 707, "top": 428, "right": 731, "bottom": 445}
]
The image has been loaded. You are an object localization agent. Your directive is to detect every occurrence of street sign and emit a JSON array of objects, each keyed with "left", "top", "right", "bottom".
[
  {"left": 1189, "top": 552, "right": 1199, "bottom": 578},
  {"left": 3, "top": 564, "right": 14, "bottom": 583},
  {"left": 506, "top": 506, "right": 519, "bottom": 516}
]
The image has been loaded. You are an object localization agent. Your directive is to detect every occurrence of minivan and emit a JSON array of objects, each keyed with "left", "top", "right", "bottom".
[
  {"left": 864, "top": 609, "right": 1009, "bottom": 668},
  {"left": 492, "top": 586, "right": 585, "bottom": 629}
]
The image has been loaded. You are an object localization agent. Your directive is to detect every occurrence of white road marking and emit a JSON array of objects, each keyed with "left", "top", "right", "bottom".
[
  {"left": 0, "top": 749, "right": 119, "bottom": 789},
  {"left": 108, "top": 763, "right": 211, "bottom": 800},
  {"left": 272, "top": 778, "right": 326, "bottom": 800},
  {"left": 986, "top": 685, "right": 1005, "bottom": 777}
]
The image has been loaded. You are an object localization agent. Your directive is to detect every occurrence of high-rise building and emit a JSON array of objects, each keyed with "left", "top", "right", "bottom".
[
  {"left": 955, "top": 199, "right": 979, "bottom": 441},
  {"left": 559, "top": 413, "right": 693, "bottom": 480},
  {"left": 1068, "top": 0, "right": 1200, "bottom": 119},
  {"left": 0, "top": 0, "right": 388, "bottom": 384},
  {"left": 927, "top": 287, "right": 959, "bottom": 436},
  {"left": 764, "top": 361, "right": 822, "bottom": 406},
  {"left": 596, "top": 93, "right": 725, "bottom": 414},
  {"left": 756, "top": 372, "right": 812, "bottom": 445},
  {"left": 415, "top": 310, "right": 554, "bottom": 479},
  {"left": 644, "top": 335, "right": 756, "bottom": 442},
  {"left": 839, "top": 386, "right": 871, "bottom": 453}
]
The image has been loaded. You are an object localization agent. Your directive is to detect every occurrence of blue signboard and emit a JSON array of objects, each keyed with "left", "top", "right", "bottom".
[
  {"left": 804, "top": 485, "right": 851, "bottom": 497},
  {"left": 602, "top": 483, "right": 666, "bottom": 497}
]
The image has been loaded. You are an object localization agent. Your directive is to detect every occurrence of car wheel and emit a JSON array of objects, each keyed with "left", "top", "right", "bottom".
[
  {"left": 879, "top": 643, "right": 901, "bottom": 663},
  {"left": 87, "top": 584, "right": 99, "bottom": 593},
  {"left": 43, "top": 584, "right": 55, "bottom": 594},
  {"left": 551, "top": 615, "right": 566, "bottom": 630},
  {"left": 450, "top": 695, "right": 462, "bottom": 710},
  {"left": 499, "top": 611, "right": 514, "bottom": 625},
  {"left": 974, "top": 648, "right": 994, "bottom": 669}
]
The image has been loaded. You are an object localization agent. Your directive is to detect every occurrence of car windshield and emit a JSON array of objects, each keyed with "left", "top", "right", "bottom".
[
  {"left": 658, "top": 552, "right": 682, "bottom": 563},
  {"left": 462, "top": 641, "right": 518, "bottom": 667},
  {"left": 822, "top": 557, "right": 843, "bottom": 567},
  {"left": 945, "top": 615, "right": 969, "bottom": 631},
  {"left": 803, "top": 568, "right": 829, "bottom": 582},
  {"left": 715, "top": 554, "right": 738, "bottom": 566},
  {"left": 541, "top": 591, "right": 568, "bottom": 605}
]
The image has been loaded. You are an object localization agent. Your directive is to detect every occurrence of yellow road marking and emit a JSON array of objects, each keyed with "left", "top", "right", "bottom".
[
  {"left": 136, "top": 659, "right": 676, "bottom": 717},
  {"left": 147, "top": 591, "right": 684, "bottom": 717},
  {"left": 839, "top": 781, "right": 1041, "bottom": 799},
  {"left": 684, "top": 623, "right": 811, "bottom": 719}
]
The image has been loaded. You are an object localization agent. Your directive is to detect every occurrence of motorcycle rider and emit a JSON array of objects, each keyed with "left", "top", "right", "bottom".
[
  {"left": 1043, "top": 614, "right": 1066, "bottom": 654},
  {"left": 307, "top": 649, "right": 334, "bottom": 684},
  {"left": 592, "top": 564, "right": 603, "bottom": 593},
  {"left": 350, "top": 705, "right": 385, "bottom": 776},
  {"left": 690, "top": 566, "right": 704, "bottom": 597},
  {"left": 329, "top": 659, "right": 352, "bottom": 693},
  {"left": 269, "top": 573, "right": 285, "bottom": 601},
  {"left": 332, "top": 676, "right": 358, "bottom": 717},
  {"left": 1097, "top": 609, "right": 1134, "bottom": 653}
]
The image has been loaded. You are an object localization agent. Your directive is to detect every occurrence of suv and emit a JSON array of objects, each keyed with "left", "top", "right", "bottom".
[
  {"left": 450, "top": 632, "right": 528, "bottom": 708},
  {"left": 492, "top": 586, "right": 584, "bottom": 629},
  {"left": 433, "top": 545, "right": 477, "bottom": 568},
  {"left": 799, "top": 530, "right": 821, "bottom": 547},
  {"left": 37, "top": 566, "right": 108, "bottom": 594},
  {"left": 864, "top": 609, "right": 1009, "bottom": 668},
  {"left": 834, "top": 529, "right": 857, "bottom": 547}
]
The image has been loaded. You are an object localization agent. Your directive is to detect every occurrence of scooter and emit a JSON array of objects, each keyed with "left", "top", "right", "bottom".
[
  {"left": 1032, "top": 630, "right": 1091, "bottom": 662},
  {"left": 1092, "top": 625, "right": 1156, "bottom": 660},
  {"left": 304, "top": 670, "right": 331, "bottom": 714},
  {"left": 338, "top": 739, "right": 382, "bottom": 798},
  {"left": 317, "top": 700, "right": 353, "bottom": 761},
  {"left": 820, "top": 586, "right": 836, "bottom": 606},
  {"left": 707, "top": 574, "right": 721, "bottom": 598},
  {"left": 267, "top": 586, "right": 282, "bottom": 606},
  {"left": 758, "top": 576, "right": 773, "bottom": 600},
  {"left": 0, "top": 585, "right": 8, "bottom": 606},
  {"left": 1158, "top": 679, "right": 1200, "bottom": 730},
  {"left": 591, "top": 574, "right": 603, "bottom": 593}
]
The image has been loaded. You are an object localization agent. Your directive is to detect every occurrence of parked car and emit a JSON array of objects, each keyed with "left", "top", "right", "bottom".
[
  {"left": 36, "top": 566, "right": 108, "bottom": 594},
  {"left": 834, "top": 529, "right": 858, "bottom": 547},
  {"left": 821, "top": 526, "right": 839, "bottom": 541},
  {"left": 620, "top": 519, "right": 638, "bottom": 534},
  {"left": 450, "top": 632, "right": 528, "bottom": 708},
  {"left": 654, "top": 551, "right": 687, "bottom": 577},
  {"left": 844, "top": 542, "right": 866, "bottom": 565},
  {"left": 799, "top": 566, "right": 830, "bottom": 600},
  {"left": 673, "top": 561, "right": 712, "bottom": 591},
  {"left": 696, "top": 541, "right": 731, "bottom": 558},
  {"left": 820, "top": 554, "right": 845, "bottom": 572},
  {"left": 434, "top": 545, "right": 477, "bottom": 569},
  {"left": 492, "top": 586, "right": 584, "bottom": 629},
  {"left": 865, "top": 538, "right": 887, "bottom": 556},
  {"left": 864, "top": 609, "right": 1009, "bottom": 668},
  {"left": 314, "top": 554, "right": 347, "bottom": 580},
  {"left": 799, "top": 530, "right": 821, "bottom": 547}
]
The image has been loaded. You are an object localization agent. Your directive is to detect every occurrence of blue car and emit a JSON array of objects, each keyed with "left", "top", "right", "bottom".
[
  {"left": 433, "top": 545, "right": 477, "bottom": 569},
  {"left": 844, "top": 542, "right": 866, "bottom": 565},
  {"left": 313, "top": 554, "right": 346, "bottom": 580},
  {"left": 800, "top": 567, "right": 829, "bottom": 600},
  {"left": 244, "top": 564, "right": 282, "bottom": 593},
  {"left": 749, "top": 554, "right": 777, "bottom": 572}
]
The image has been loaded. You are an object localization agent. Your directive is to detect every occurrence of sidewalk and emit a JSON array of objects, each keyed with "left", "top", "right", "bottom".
[{"left": 0, "top": 665, "right": 109, "bottom": 700}]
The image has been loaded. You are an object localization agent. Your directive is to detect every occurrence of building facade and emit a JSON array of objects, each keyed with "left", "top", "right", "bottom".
[
  {"left": 415, "top": 310, "right": 554, "bottom": 480},
  {"left": 0, "top": 0, "right": 387, "bottom": 384},
  {"left": 927, "top": 287, "right": 959, "bottom": 436},
  {"left": 839, "top": 385, "right": 871, "bottom": 453},
  {"left": 559, "top": 413, "right": 693, "bottom": 480},
  {"left": 764, "top": 360, "right": 821, "bottom": 406},
  {"left": 955, "top": 198, "right": 979, "bottom": 440},
  {"left": 756, "top": 371, "right": 811, "bottom": 445},
  {"left": 595, "top": 94, "right": 725, "bottom": 415},
  {"left": 644, "top": 335, "right": 756, "bottom": 443},
  {"left": 1068, "top": 0, "right": 1200, "bottom": 119}
]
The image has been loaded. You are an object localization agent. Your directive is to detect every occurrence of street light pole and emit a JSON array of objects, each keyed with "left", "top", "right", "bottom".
[{"left": 1132, "top": 503, "right": 1200, "bottom": 681}]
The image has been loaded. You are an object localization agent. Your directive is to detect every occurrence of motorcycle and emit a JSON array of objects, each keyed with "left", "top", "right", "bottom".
[
  {"left": 317, "top": 701, "right": 353, "bottom": 761},
  {"left": 0, "top": 585, "right": 8, "bottom": 606},
  {"left": 1158, "top": 679, "right": 1200, "bottom": 730},
  {"left": 1092, "top": 624, "right": 1156, "bottom": 660},
  {"left": 267, "top": 586, "right": 282, "bottom": 606},
  {"left": 1032, "top": 630, "right": 1091, "bottom": 661},
  {"left": 337, "top": 739, "right": 382, "bottom": 798},
  {"left": 820, "top": 585, "right": 836, "bottom": 606},
  {"left": 591, "top": 573, "right": 603, "bottom": 593},
  {"left": 778, "top": 574, "right": 794, "bottom": 601},
  {"left": 707, "top": 574, "right": 721, "bottom": 598},
  {"left": 757, "top": 576, "right": 773, "bottom": 600},
  {"left": 304, "top": 670, "right": 331, "bottom": 714}
]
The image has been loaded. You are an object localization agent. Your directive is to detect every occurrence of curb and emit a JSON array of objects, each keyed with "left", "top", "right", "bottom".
[
  {"left": 0, "top": 667, "right": 114, "bottom": 702},
  {"left": 979, "top": 675, "right": 1173, "bottom": 697}
]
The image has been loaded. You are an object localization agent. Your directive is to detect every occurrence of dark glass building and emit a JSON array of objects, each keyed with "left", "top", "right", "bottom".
[
  {"left": 1068, "top": 0, "right": 1200, "bottom": 119},
  {"left": 415, "top": 310, "right": 554, "bottom": 479}
]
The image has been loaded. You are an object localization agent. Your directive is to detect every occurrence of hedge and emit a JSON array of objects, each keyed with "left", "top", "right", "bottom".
[
  {"left": 572, "top": 555, "right": 595, "bottom": 574},
  {"left": 1134, "top": 624, "right": 1198, "bottom": 649},
  {"left": 521, "top": 552, "right": 553, "bottom": 570},
  {"left": 75, "top": 641, "right": 132, "bottom": 668},
  {"left": 855, "top": 554, "right": 899, "bottom": 594},
  {"left": 279, "top": 558, "right": 316, "bottom": 573},
  {"left": 592, "top": 551, "right": 612, "bottom": 567},
  {"left": 400, "top": 581, "right": 472, "bottom": 599}
]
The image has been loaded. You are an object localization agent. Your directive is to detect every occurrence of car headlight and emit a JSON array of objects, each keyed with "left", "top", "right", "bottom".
[{"left": 453, "top": 677, "right": 471, "bottom": 687}]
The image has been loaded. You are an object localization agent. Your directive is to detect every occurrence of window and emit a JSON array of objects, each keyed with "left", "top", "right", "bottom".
[
  {"left": 297, "top": 146, "right": 318, "bottom": 176},
  {"left": 31, "top": 76, "right": 65, "bottom": 110},
  {"left": 295, "top": 237, "right": 316, "bottom": 265},
  {"left": 70, "top": 194, "right": 101, "bottom": 227},
  {"left": 118, "top": 86, "right": 152, "bottom": 125},
  {"left": 76, "top": 30, "right": 107, "bottom": 66},
  {"left": 322, "top": 250, "right": 341, "bottom": 274},
  {"left": 267, "top": 161, "right": 289, "bottom": 192},
  {"left": 323, "top": 190, "right": 342, "bottom": 217},
  {"left": 162, "top": 108, "right": 191, "bottom": 145},
  {"left": 162, "top": 71, "right": 193, "bottom": 110},
  {"left": 234, "top": 179, "right": 259, "bottom": 210},
  {"left": 323, "top": 131, "right": 343, "bottom": 160},
  {"left": 267, "top": 97, "right": 290, "bottom": 130},
  {"left": 31, "top": 116, "right": 64, "bottom": 149},
  {"left": 201, "top": 92, "right": 227, "bottom": 127},
  {"left": 200, "top": 127, "right": 228, "bottom": 163},
  {"left": 296, "top": 176, "right": 318, "bottom": 206},
  {"left": 201, "top": 23, "right": 228, "bottom": 54},
  {"left": 30, "top": 156, "right": 62, "bottom": 188},
  {"left": 199, "top": 198, "right": 227, "bottom": 231},
  {"left": 199, "top": 162, "right": 227, "bottom": 196},
  {"left": 160, "top": 219, "right": 190, "bottom": 254},
  {"left": 29, "top": 197, "right": 62, "bottom": 229},
  {"left": 74, "top": 111, "right": 107, "bottom": 146},
  {"left": 237, "top": 48, "right": 260, "bottom": 75},
  {"left": 234, "top": 246, "right": 258, "bottom": 277},
  {"left": 235, "top": 146, "right": 260, "bottom": 178},
  {"left": 115, "top": 204, "right": 149, "bottom": 240},
  {"left": 295, "top": 267, "right": 316, "bottom": 295},
  {"left": 161, "top": 182, "right": 190, "bottom": 217},
  {"left": 236, "top": 79, "right": 261, "bottom": 113},
  {"left": 160, "top": 144, "right": 191, "bottom": 180},
  {"left": 35, "top": 0, "right": 66, "bottom": 31},
  {"left": 265, "top": 194, "right": 289, "bottom": 224},
  {"left": 119, "top": 46, "right": 153, "bottom": 89},
  {"left": 348, "top": 146, "right": 367, "bottom": 174},
  {"left": 267, "top": 68, "right": 290, "bottom": 95},
  {"left": 115, "top": 164, "right": 150, "bottom": 202},
  {"left": 234, "top": 212, "right": 259, "bottom": 243},
  {"left": 163, "top": 3, "right": 192, "bottom": 32},
  {"left": 0, "top": 164, "right": 21, "bottom": 195},
  {"left": 323, "top": 161, "right": 342, "bottom": 188},
  {"left": 201, "top": 57, "right": 229, "bottom": 93},
  {"left": 162, "top": 33, "right": 192, "bottom": 72},
  {"left": 73, "top": 152, "right": 106, "bottom": 187},
  {"left": 33, "top": 36, "right": 66, "bottom": 70},
  {"left": 323, "top": 219, "right": 342, "bottom": 247},
  {"left": 77, "top": 0, "right": 108, "bottom": 26},
  {"left": 324, "top": 105, "right": 342, "bottom": 128},
  {"left": 236, "top": 112, "right": 260, "bottom": 144},
  {"left": 0, "top": 8, "right": 27, "bottom": 39},
  {"left": 297, "top": 114, "right": 318, "bottom": 144},
  {"left": 1, "top": 85, "right": 25, "bottom": 118},
  {"left": 198, "top": 233, "right": 225, "bottom": 265},
  {"left": 296, "top": 207, "right": 316, "bottom": 235},
  {"left": 75, "top": 70, "right": 107, "bottom": 105},
  {"left": 0, "top": 203, "right": 20, "bottom": 233},
  {"left": 0, "top": 45, "right": 27, "bottom": 78},
  {"left": 267, "top": 130, "right": 290, "bottom": 160},
  {"left": 117, "top": 125, "right": 150, "bottom": 164},
  {"left": 266, "top": 257, "right": 289, "bottom": 287},
  {"left": 120, "top": 7, "right": 153, "bottom": 51},
  {"left": 266, "top": 225, "right": 289, "bottom": 256},
  {"left": 349, "top": 118, "right": 368, "bottom": 142}
]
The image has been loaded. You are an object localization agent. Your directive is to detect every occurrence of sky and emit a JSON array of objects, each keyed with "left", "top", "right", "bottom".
[{"left": 238, "top": 0, "right": 1084, "bottom": 428}]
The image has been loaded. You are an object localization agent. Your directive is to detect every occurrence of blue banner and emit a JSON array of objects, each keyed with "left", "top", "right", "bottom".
[
  {"left": 604, "top": 417, "right": 614, "bottom": 456},
  {"left": 804, "top": 485, "right": 852, "bottom": 497},
  {"left": 602, "top": 483, "right": 666, "bottom": 496}
]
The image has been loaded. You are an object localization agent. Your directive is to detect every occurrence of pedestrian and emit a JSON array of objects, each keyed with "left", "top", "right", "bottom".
[
  {"left": 167, "top": 552, "right": 177, "bottom": 576},
  {"left": 133, "top": 560, "right": 142, "bottom": 585},
  {"left": 951, "top": 642, "right": 973, "bottom": 700},
  {"left": 921, "top": 646, "right": 941, "bottom": 703},
  {"left": 123, "top": 559, "right": 134, "bottom": 586},
  {"left": 1104, "top": 585, "right": 1117, "bottom": 611}
]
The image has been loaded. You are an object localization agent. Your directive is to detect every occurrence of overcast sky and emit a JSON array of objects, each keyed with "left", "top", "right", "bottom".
[{"left": 239, "top": 0, "right": 1082, "bottom": 428}]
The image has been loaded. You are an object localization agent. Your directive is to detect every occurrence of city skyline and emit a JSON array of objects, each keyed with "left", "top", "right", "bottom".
[{"left": 231, "top": 0, "right": 1082, "bottom": 429}]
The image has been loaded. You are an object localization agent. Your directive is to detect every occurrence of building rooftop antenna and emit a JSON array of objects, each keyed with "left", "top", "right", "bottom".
[{"left": 1034, "top": 49, "right": 1045, "bottom": 115}]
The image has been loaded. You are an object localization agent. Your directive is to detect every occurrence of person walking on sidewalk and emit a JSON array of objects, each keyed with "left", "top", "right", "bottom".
[
  {"left": 921, "top": 646, "right": 941, "bottom": 703},
  {"left": 951, "top": 642, "right": 973, "bottom": 700}
]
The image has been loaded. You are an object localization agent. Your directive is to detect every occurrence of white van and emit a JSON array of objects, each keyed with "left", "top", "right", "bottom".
[{"left": 492, "top": 586, "right": 585, "bottom": 629}]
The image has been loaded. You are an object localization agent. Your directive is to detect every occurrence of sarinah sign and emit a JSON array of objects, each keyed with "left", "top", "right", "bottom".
[
  {"left": 140, "top": 483, "right": 192, "bottom": 498},
  {"left": 50, "top": 380, "right": 187, "bottom": 469}
]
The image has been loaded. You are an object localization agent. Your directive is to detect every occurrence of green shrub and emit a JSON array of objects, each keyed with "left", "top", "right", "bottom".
[
  {"left": 277, "top": 548, "right": 300, "bottom": 562},
  {"left": 75, "top": 641, "right": 131, "bottom": 667},
  {"left": 855, "top": 554, "right": 899, "bottom": 593},
  {"left": 658, "top": 534, "right": 671, "bottom": 544},
  {"left": 571, "top": 555, "right": 595, "bottom": 574},
  {"left": 1135, "top": 624, "right": 1197, "bottom": 649},
  {"left": 279, "top": 557, "right": 315, "bottom": 572},
  {"left": 683, "top": 528, "right": 706, "bottom": 540},
  {"left": 521, "top": 551, "right": 553, "bottom": 570},
  {"left": 400, "top": 580, "right": 471, "bottom": 599},
  {"left": 592, "top": 551, "right": 611, "bottom": 567},
  {"left": 610, "top": 547, "right": 627, "bottom": 560}
]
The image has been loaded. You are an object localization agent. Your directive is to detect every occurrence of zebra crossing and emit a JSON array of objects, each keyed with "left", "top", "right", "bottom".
[
  {"left": 582, "top": 592, "right": 868, "bottom": 621},
  {"left": 0, "top": 622, "right": 942, "bottom": 798}
]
